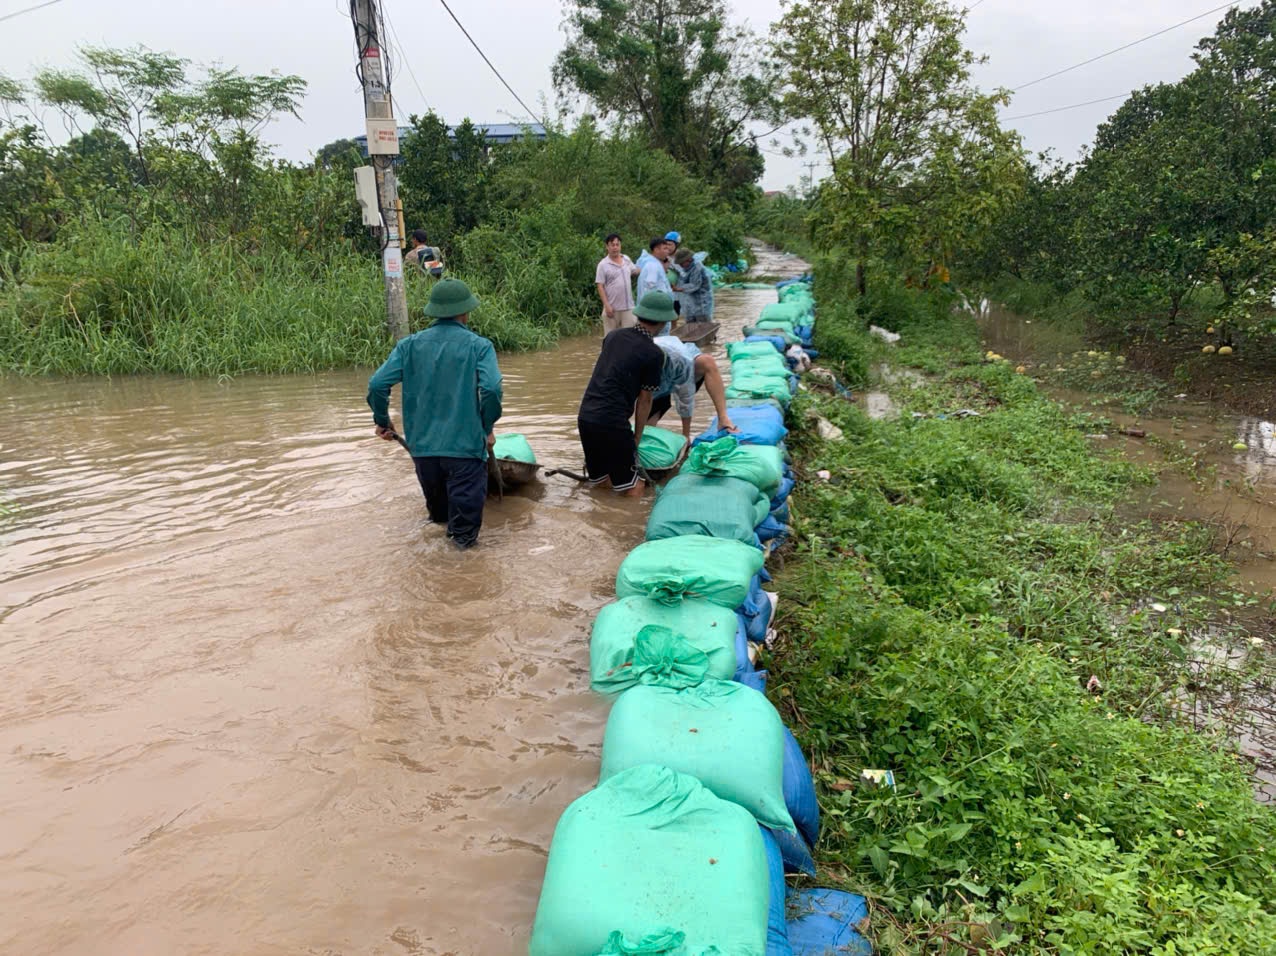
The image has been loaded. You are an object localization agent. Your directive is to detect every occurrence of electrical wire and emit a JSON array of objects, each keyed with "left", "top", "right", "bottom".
[
  {"left": 1013, "top": 1, "right": 1240, "bottom": 92},
  {"left": 386, "top": 15, "right": 432, "bottom": 113},
  {"left": 1001, "top": 4, "right": 1246, "bottom": 124},
  {"left": 436, "top": 0, "right": 539, "bottom": 120},
  {"left": 0, "top": 0, "right": 63, "bottom": 23},
  {"left": 1002, "top": 91, "right": 1132, "bottom": 121}
]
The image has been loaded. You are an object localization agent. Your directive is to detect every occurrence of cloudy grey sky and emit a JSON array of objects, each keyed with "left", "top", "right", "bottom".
[{"left": 0, "top": 0, "right": 1246, "bottom": 190}]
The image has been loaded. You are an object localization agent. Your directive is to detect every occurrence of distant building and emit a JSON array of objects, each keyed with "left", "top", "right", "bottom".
[{"left": 354, "top": 122, "right": 548, "bottom": 157}]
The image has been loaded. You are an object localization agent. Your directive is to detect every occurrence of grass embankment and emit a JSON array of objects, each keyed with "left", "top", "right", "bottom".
[
  {"left": 769, "top": 272, "right": 1276, "bottom": 952},
  {"left": 0, "top": 224, "right": 585, "bottom": 376}
]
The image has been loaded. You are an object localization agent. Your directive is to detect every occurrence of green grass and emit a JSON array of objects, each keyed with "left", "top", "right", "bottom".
[
  {"left": 0, "top": 223, "right": 587, "bottom": 376},
  {"left": 771, "top": 275, "right": 1276, "bottom": 953}
]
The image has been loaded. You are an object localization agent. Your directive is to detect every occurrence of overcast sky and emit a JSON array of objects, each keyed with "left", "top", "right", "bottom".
[{"left": 0, "top": 0, "right": 1246, "bottom": 190}]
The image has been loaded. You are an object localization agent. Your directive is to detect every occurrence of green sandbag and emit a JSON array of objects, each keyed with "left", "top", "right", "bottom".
[
  {"left": 528, "top": 765, "right": 769, "bottom": 956},
  {"left": 727, "top": 340, "right": 783, "bottom": 361},
  {"left": 760, "top": 302, "right": 808, "bottom": 323},
  {"left": 742, "top": 326, "right": 799, "bottom": 345},
  {"left": 731, "top": 354, "right": 788, "bottom": 378},
  {"left": 600, "top": 679, "right": 797, "bottom": 834},
  {"left": 492, "top": 433, "right": 536, "bottom": 464},
  {"left": 779, "top": 290, "right": 814, "bottom": 309},
  {"left": 637, "top": 426, "right": 686, "bottom": 469},
  {"left": 752, "top": 319, "right": 797, "bottom": 336},
  {"left": 681, "top": 436, "right": 784, "bottom": 495},
  {"left": 726, "top": 396, "right": 786, "bottom": 414},
  {"left": 591, "top": 602, "right": 739, "bottom": 693},
  {"left": 617, "top": 535, "right": 765, "bottom": 608},
  {"left": 726, "top": 373, "right": 792, "bottom": 406},
  {"left": 645, "top": 474, "right": 770, "bottom": 545}
]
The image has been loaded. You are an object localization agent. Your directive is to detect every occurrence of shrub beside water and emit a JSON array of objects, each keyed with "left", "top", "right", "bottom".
[
  {"left": 0, "top": 221, "right": 570, "bottom": 375},
  {"left": 772, "top": 270, "right": 1276, "bottom": 952}
]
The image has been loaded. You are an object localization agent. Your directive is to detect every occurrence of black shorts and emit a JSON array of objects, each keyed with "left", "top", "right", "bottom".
[{"left": 578, "top": 418, "right": 640, "bottom": 491}]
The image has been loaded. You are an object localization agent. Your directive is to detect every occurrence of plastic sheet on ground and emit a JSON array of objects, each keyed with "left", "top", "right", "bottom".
[{"left": 785, "top": 890, "right": 872, "bottom": 955}]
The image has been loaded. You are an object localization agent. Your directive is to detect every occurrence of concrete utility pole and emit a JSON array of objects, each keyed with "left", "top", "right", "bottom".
[{"left": 352, "top": 0, "right": 409, "bottom": 340}]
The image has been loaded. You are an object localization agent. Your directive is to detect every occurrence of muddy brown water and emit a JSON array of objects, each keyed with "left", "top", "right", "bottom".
[
  {"left": 979, "top": 307, "right": 1276, "bottom": 594},
  {"left": 0, "top": 248, "right": 809, "bottom": 955}
]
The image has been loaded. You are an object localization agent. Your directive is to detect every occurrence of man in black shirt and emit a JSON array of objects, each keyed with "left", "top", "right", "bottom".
[{"left": 576, "top": 291, "right": 671, "bottom": 496}]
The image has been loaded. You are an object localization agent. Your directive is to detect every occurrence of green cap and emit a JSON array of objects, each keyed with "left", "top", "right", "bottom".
[
  {"left": 634, "top": 290, "right": 677, "bottom": 326},
  {"left": 422, "top": 278, "right": 480, "bottom": 318}
]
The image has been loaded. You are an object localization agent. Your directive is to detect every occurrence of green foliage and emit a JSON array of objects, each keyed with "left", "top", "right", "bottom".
[
  {"left": 0, "top": 44, "right": 749, "bottom": 375},
  {"left": 452, "top": 120, "right": 746, "bottom": 327},
  {"left": 769, "top": 258, "right": 1276, "bottom": 951},
  {"left": 553, "top": 0, "right": 780, "bottom": 204},
  {"left": 0, "top": 219, "right": 551, "bottom": 374},
  {"left": 398, "top": 113, "right": 499, "bottom": 252},
  {"left": 748, "top": 191, "right": 814, "bottom": 258},
  {"left": 972, "top": 3, "right": 1276, "bottom": 341},
  {"left": 773, "top": 0, "right": 1024, "bottom": 289}
]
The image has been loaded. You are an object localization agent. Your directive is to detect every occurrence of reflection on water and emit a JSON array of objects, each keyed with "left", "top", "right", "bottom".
[
  {"left": 979, "top": 307, "right": 1276, "bottom": 592},
  {"left": 0, "top": 251, "right": 807, "bottom": 955}
]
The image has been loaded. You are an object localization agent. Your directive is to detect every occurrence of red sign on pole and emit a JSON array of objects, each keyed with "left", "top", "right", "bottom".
[{"left": 362, "top": 45, "right": 380, "bottom": 58}]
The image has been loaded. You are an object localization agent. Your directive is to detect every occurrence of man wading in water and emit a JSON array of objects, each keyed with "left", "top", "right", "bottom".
[
  {"left": 576, "top": 291, "right": 670, "bottom": 497},
  {"left": 367, "top": 278, "right": 503, "bottom": 549}
]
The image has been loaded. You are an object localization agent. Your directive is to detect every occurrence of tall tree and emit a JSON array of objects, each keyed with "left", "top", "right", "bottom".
[
  {"left": 32, "top": 46, "right": 304, "bottom": 185},
  {"left": 553, "top": 0, "right": 781, "bottom": 203},
  {"left": 773, "top": 0, "right": 1020, "bottom": 292}
]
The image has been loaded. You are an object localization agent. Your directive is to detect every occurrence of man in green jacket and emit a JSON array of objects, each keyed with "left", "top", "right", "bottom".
[{"left": 367, "top": 278, "right": 503, "bottom": 549}]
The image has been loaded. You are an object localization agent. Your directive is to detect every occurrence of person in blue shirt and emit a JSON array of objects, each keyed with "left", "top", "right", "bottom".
[
  {"left": 647, "top": 335, "right": 738, "bottom": 443},
  {"left": 636, "top": 236, "right": 675, "bottom": 302},
  {"left": 367, "top": 278, "right": 503, "bottom": 549}
]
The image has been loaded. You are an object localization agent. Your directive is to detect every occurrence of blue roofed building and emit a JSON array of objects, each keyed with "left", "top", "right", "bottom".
[{"left": 354, "top": 122, "right": 547, "bottom": 158}]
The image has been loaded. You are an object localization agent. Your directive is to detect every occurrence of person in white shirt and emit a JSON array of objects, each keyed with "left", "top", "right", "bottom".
[{"left": 594, "top": 233, "right": 640, "bottom": 333}]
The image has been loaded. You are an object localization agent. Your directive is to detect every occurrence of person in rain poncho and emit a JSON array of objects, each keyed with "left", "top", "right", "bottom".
[{"left": 672, "top": 247, "right": 714, "bottom": 323}]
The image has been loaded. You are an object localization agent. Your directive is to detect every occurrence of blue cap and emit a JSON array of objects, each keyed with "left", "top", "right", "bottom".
[{"left": 664, "top": 231, "right": 681, "bottom": 242}]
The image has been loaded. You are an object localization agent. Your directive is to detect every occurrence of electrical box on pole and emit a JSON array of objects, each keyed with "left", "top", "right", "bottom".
[{"left": 350, "top": 0, "right": 409, "bottom": 340}]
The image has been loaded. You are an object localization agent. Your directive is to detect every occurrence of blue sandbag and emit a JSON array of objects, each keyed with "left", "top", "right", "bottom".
[
  {"left": 771, "top": 826, "right": 816, "bottom": 876},
  {"left": 803, "top": 348, "right": 820, "bottom": 360},
  {"left": 759, "top": 827, "right": 796, "bottom": 956},
  {"left": 785, "top": 889, "right": 872, "bottom": 955},
  {"left": 757, "top": 513, "right": 788, "bottom": 544},
  {"left": 771, "top": 477, "right": 796, "bottom": 511},
  {"left": 771, "top": 501, "right": 791, "bottom": 524},
  {"left": 733, "top": 615, "right": 751, "bottom": 678},
  {"left": 740, "top": 574, "right": 772, "bottom": 642},
  {"left": 703, "top": 404, "right": 788, "bottom": 447},
  {"left": 783, "top": 726, "right": 820, "bottom": 849},
  {"left": 735, "top": 667, "right": 767, "bottom": 692},
  {"left": 745, "top": 334, "right": 788, "bottom": 353}
]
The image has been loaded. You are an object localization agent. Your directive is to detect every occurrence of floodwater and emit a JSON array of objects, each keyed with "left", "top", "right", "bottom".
[
  {"left": 0, "top": 247, "right": 808, "bottom": 956},
  {"left": 980, "top": 307, "right": 1276, "bottom": 594},
  {"left": 980, "top": 307, "right": 1276, "bottom": 798}
]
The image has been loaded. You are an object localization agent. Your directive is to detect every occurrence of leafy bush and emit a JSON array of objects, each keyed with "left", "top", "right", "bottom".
[{"left": 772, "top": 261, "right": 1276, "bottom": 951}]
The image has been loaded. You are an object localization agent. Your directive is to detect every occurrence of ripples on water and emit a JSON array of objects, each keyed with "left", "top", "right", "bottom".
[{"left": 0, "top": 284, "right": 786, "bottom": 955}]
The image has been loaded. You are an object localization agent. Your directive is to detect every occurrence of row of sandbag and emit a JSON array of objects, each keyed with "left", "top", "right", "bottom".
[{"left": 530, "top": 279, "right": 853, "bottom": 956}]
